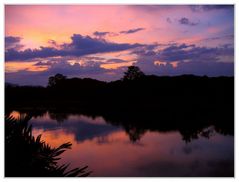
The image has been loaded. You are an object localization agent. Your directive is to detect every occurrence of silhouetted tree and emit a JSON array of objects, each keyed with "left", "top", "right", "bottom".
[
  {"left": 122, "top": 66, "right": 145, "bottom": 81},
  {"left": 48, "top": 74, "right": 67, "bottom": 87}
]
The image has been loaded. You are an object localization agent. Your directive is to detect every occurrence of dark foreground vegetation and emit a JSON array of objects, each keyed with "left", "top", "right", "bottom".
[
  {"left": 5, "top": 115, "right": 91, "bottom": 177},
  {"left": 5, "top": 66, "right": 234, "bottom": 143}
]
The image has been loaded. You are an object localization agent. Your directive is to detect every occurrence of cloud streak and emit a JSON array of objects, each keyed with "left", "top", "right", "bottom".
[
  {"left": 93, "top": 28, "right": 145, "bottom": 39},
  {"left": 93, "top": 31, "right": 111, "bottom": 39},
  {"left": 5, "top": 34, "right": 143, "bottom": 61},
  {"left": 120, "top": 28, "right": 145, "bottom": 34}
]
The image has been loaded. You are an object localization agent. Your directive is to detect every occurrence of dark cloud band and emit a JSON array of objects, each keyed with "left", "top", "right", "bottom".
[{"left": 5, "top": 34, "right": 143, "bottom": 61}]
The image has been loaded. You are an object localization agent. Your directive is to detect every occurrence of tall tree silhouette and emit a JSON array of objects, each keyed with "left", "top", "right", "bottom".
[
  {"left": 48, "top": 73, "right": 67, "bottom": 87},
  {"left": 122, "top": 66, "right": 145, "bottom": 81}
]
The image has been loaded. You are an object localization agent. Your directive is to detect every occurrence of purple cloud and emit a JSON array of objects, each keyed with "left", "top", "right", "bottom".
[
  {"left": 159, "top": 44, "right": 233, "bottom": 62},
  {"left": 133, "top": 42, "right": 233, "bottom": 77},
  {"left": 154, "top": 61, "right": 234, "bottom": 77},
  {"left": 166, "top": 17, "right": 172, "bottom": 24},
  {"left": 5, "top": 47, "right": 62, "bottom": 61},
  {"left": 178, "top": 17, "right": 199, "bottom": 26},
  {"left": 199, "top": 34, "right": 234, "bottom": 42},
  {"left": 5, "top": 34, "right": 143, "bottom": 61},
  {"left": 34, "top": 61, "right": 53, "bottom": 66},
  {"left": 104, "top": 59, "right": 127, "bottom": 64},
  {"left": 93, "top": 31, "right": 111, "bottom": 39},
  {"left": 93, "top": 28, "right": 145, "bottom": 38},
  {"left": 134, "top": 43, "right": 233, "bottom": 63},
  {"left": 190, "top": 5, "right": 234, "bottom": 12},
  {"left": 5, "top": 36, "right": 21, "bottom": 44},
  {"left": 5, "top": 36, "right": 24, "bottom": 51},
  {"left": 47, "top": 39, "right": 61, "bottom": 49},
  {"left": 46, "top": 61, "right": 105, "bottom": 76},
  {"left": 120, "top": 28, "right": 145, "bottom": 34}
]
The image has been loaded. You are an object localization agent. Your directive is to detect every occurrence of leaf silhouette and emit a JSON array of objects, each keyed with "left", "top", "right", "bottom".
[{"left": 5, "top": 115, "right": 91, "bottom": 177}]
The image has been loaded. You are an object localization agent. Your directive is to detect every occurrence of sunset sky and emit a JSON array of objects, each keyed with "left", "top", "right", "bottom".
[{"left": 5, "top": 5, "right": 234, "bottom": 85}]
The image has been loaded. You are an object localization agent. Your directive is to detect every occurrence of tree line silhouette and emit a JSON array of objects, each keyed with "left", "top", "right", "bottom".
[
  {"left": 6, "top": 66, "right": 234, "bottom": 109},
  {"left": 5, "top": 66, "right": 234, "bottom": 143}
]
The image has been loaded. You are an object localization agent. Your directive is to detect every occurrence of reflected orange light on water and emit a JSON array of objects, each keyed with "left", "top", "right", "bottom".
[
  {"left": 7, "top": 111, "right": 234, "bottom": 176},
  {"left": 32, "top": 129, "right": 77, "bottom": 148},
  {"left": 31, "top": 127, "right": 185, "bottom": 176}
]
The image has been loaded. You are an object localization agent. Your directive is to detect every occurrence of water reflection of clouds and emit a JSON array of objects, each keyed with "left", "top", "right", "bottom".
[
  {"left": 9, "top": 111, "right": 234, "bottom": 176},
  {"left": 30, "top": 113, "right": 120, "bottom": 143},
  {"left": 30, "top": 112, "right": 107, "bottom": 125},
  {"left": 124, "top": 133, "right": 233, "bottom": 177},
  {"left": 32, "top": 122, "right": 233, "bottom": 177}
]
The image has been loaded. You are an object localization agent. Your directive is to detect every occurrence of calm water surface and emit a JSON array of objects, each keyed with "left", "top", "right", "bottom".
[{"left": 10, "top": 111, "right": 234, "bottom": 177}]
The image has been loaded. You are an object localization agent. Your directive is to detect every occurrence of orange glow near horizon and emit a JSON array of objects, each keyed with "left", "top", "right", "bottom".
[
  {"left": 5, "top": 5, "right": 234, "bottom": 83},
  {"left": 100, "top": 61, "right": 135, "bottom": 69},
  {"left": 5, "top": 62, "right": 37, "bottom": 72},
  {"left": 6, "top": 61, "right": 50, "bottom": 72}
]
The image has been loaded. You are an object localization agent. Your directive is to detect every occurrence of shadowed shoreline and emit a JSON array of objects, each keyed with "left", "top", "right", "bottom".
[
  {"left": 5, "top": 70, "right": 234, "bottom": 143},
  {"left": 5, "top": 68, "right": 234, "bottom": 177}
]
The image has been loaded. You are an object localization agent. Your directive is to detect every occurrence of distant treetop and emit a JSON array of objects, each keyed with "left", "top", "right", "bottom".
[
  {"left": 48, "top": 73, "right": 67, "bottom": 87},
  {"left": 122, "top": 66, "right": 145, "bottom": 81}
]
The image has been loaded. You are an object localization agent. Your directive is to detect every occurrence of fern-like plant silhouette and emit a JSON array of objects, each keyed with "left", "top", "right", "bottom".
[{"left": 5, "top": 115, "right": 91, "bottom": 177}]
